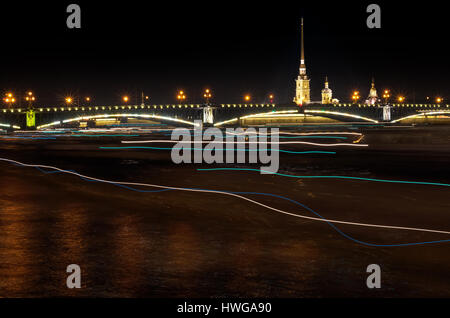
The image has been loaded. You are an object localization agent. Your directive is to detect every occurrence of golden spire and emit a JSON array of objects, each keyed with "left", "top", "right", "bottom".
[
  {"left": 301, "top": 17, "right": 305, "bottom": 62},
  {"left": 299, "top": 17, "right": 306, "bottom": 77}
]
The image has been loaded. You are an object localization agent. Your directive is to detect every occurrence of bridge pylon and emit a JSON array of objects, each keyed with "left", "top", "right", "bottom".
[
  {"left": 379, "top": 104, "right": 392, "bottom": 122},
  {"left": 26, "top": 109, "right": 36, "bottom": 130},
  {"left": 202, "top": 105, "right": 214, "bottom": 127}
]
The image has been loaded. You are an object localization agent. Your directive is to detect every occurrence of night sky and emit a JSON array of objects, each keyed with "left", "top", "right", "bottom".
[{"left": 1, "top": 1, "right": 448, "bottom": 106}]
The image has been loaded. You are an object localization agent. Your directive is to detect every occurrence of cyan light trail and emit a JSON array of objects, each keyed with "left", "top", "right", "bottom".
[
  {"left": 1, "top": 157, "right": 450, "bottom": 247},
  {"left": 197, "top": 168, "right": 450, "bottom": 187},
  {"left": 99, "top": 146, "right": 336, "bottom": 155}
]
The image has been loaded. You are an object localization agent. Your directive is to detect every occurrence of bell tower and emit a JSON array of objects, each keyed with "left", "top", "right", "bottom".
[
  {"left": 293, "top": 18, "right": 310, "bottom": 105},
  {"left": 321, "top": 76, "right": 332, "bottom": 104}
]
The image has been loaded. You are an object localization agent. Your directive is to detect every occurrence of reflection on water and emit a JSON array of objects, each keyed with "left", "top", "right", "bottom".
[
  {"left": 0, "top": 174, "right": 326, "bottom": 297},
  {"left": 0, "top": 175, "right": 45, "bottom": 296},
  {"left": 110, "top": 214, "right": 149, "bottom": 296},
  {"left": 54, "top": 203, "right": 89, "bottom": 294},
  {"left": 0, "top": 200, "right": 36, "bottom": 296}
]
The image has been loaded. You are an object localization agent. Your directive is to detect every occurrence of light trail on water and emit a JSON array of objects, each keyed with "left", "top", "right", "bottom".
[
  {"left": 1, "top": 157, "right": 450, "bottom": 247},
  {"left": 99, "top": 146, "right": 336, "bottom": 155},
  {"left": 197, "top": 168, "right": 450, "bottom": 187},
  {"left": 120, "top": 140, "right": 369, "bottom": 147}
]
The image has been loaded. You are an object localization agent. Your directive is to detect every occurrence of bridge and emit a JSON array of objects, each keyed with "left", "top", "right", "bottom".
[{"left": 0, "top": 102, "right": 449, "bottom": 131}]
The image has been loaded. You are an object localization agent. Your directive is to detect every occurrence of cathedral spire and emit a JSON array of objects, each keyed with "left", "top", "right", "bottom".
[
  {"left": 301, "top": 18, "right": 305, "bottom": 62},
  {"left": 299, "top": 17, "right": 306, "bottom": 76}
]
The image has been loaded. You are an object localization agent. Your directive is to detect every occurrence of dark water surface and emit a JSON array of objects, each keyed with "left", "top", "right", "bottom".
[{"left": 0, "top": 126, "right": 449, "bottom": 297}]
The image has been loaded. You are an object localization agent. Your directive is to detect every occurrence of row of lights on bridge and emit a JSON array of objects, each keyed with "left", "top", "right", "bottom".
[{"left": 2, "top": 90, "right": 445, "bottom": 107}]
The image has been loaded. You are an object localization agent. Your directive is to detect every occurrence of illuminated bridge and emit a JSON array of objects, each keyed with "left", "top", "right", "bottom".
[{"left": 0, "top": 102, "right": 449, "bottom": 131}]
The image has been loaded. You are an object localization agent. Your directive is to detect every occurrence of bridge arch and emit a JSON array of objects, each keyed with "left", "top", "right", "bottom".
[
  {"left": 390, "top": 110, "right": 450, "bottom": 123},
  {"left": 213, "top": 110, "right": 302, "bottom": 127},
  {"left": 36, "top": 113, "right": 200, "bottom": 130},
  {"left": 303, "top": 110, "right": 379, "bottom": 123},
  {"left": 213, "top": 109, "right": 379, "bottom": 126}
]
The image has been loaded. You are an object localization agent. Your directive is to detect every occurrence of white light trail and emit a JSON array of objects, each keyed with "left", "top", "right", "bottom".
[
  {"left": 225, "top": 131, "right": 363, "bottom": 136},
  {"left": 121, "top": 140, "right": 369, "bottom": 147}
]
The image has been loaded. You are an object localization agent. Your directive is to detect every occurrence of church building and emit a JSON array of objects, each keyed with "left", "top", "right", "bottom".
[
  {"left": 321, "top": 76, "right": 333, "bottom": 104},
  {"left": 294, "top": 18, "right": 310, "bottom": 105}
]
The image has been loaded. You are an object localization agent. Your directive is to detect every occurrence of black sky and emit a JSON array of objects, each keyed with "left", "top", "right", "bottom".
[{"left": 1, "top": 1, "right": 449, "bottom": 106}]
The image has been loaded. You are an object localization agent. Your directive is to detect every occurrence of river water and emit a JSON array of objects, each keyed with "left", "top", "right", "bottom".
[{"left": 0, "top": 125, "right": 449, "bottom": 297}]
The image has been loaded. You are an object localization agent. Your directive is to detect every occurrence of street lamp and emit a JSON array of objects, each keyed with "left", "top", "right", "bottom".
[
  {"left": 25, "top": 91, "right": 36, "bottom": 109},
  {"left": 3, "top": 92, "right": 16, "bottom": 108},
  {"left": 123, "top": 96, "right": 129, "bottom": 104},
  {"left": 85, "top": 97, "right": 91, "bottom": 103},
  {"left": 436, "top": 97, "right": 443, "bottom": 104},
  {"left": 244, "top": 94, "right": 251, "bottom": 102},
  {"left": 351, "top": 91, "right": 360, "bottom": 104},
  {"left": 65, "top": 97, "right": 73, "bottom": 105},
  {"left": 382, "top": 89, "right": 391, "bottom": 104},
  {"left": 203, "top": 89, "right": 212, "bottom": 104},
  {"left": 177, "top": 90, "right": 186, "bottom": 103}
]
